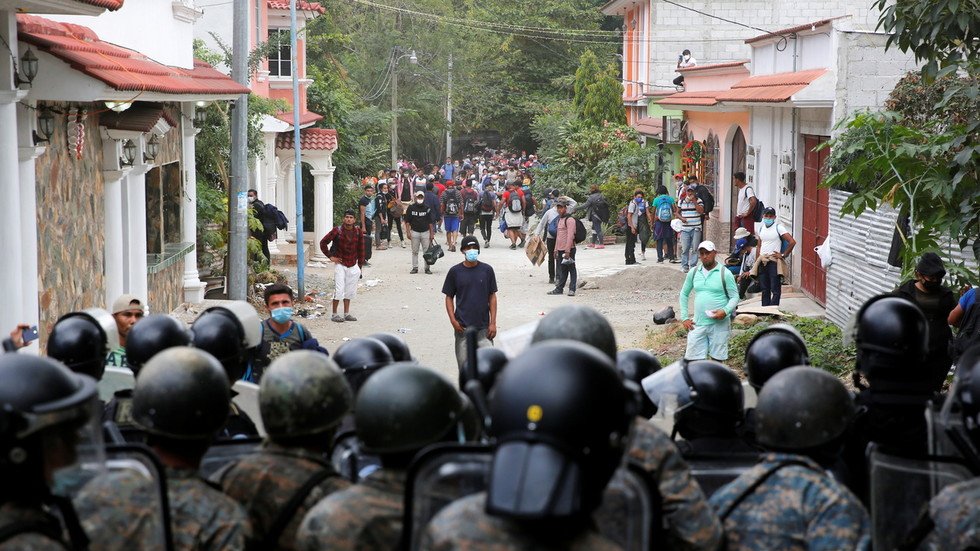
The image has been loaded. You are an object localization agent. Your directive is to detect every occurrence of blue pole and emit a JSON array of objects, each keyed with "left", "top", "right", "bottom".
[{"left": 291, "top": 0, "right": 305, "bottom": 299}]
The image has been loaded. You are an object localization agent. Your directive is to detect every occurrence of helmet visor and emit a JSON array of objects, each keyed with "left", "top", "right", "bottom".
[
  {"left": 47, "top": 395, "right": 107, "bottom": 498},
  {"left": 640, "top": 361, "right": 695, "bottom": 416}
]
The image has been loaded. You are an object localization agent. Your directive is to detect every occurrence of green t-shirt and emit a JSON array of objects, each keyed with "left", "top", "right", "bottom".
[{"left": 105, "top": 346, "right": 128, "bottom": 369}]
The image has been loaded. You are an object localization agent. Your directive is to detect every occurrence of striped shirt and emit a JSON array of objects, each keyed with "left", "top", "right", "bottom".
[{"left": 678, "top": 197, "right": 704, "bottom": 230}]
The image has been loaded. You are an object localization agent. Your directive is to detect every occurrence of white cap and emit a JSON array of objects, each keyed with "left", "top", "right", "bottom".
[{"left": 697, "top": 240, "right": 716, "bottom": 252}]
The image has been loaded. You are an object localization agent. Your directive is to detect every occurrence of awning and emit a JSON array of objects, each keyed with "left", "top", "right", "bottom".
[
  {"left": 99, "top": 103, "right": 176, "bottom": 133},
  {"left": 274, "top": 110, "right": 323, "bottom": 127},
  {"left": 633, "top": 117, "right": 663, "bottom": 137},
  {"left": 717, "top": 69, "right": 828, "bottom": 103},
  {"left": 276, "top": 128, "right": 338, "bottom": 152},
  {"left": 656, "top": 91, "right": 722, "bottom": 107}
]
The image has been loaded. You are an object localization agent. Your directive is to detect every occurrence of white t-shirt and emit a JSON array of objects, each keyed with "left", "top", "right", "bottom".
[
  {"left": 736, "top": 185, "right": 756, "bottom": 217},
  {"left": 679, "top": 56, "right": 697, "bottom": 68},
  {"left": 757, "top": 220, "right": 789, "bottom": 256}
]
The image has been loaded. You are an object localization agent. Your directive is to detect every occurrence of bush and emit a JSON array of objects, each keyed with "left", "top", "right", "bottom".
[{"left": 728, "top": 316, "right": 855, "bottom": 377}]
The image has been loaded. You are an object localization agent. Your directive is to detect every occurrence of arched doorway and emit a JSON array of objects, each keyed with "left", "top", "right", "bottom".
[
  {"left": 729, "top": 127, "right": 746, "bottom": 227},
  {"left": 301, "top": 162, "right": 315, "bottom": 233}
]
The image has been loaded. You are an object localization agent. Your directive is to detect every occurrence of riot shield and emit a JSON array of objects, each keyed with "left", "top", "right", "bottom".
[
  {"left": 593, "top": 463, "right": 658, "bottom": 551},
  {"left": 198, "top": 436, "right": 263, "bottom": 479},
  {"left": 98, "top": 366, "right": 135, "bottom": 402},
  {"left": 868, "top": 444, "right": 974, "bottom": 551},
  {"left": 73, "top": 444, "right": 174, "bottom": 551},
  {"left": 402, "top": 443, "right": 493, "bottom": 550},
  {"left": 231, "top": 380, "right": 265, "bottom": 436},
  {"left": 329, "top": 428, "right": 381, "bottom": 483},
  {"left": 686, "top": 453, "right": 761, "bottom": 498}
]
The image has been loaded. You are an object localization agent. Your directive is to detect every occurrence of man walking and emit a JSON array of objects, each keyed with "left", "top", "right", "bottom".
[
  {"left": 460, "top": 179, "right": 480, "bottom": 238},
  {"left": 248, "top": 189, "right": 275, "bottom": 263},
  {"left": 441, "top": 181, "right": 463, "bottom": 252},
  {"left": 498, "top": 182, "right": 525, "bottom": 250},
  {"left": 733, "top": 172, "right": 757, "bottom": 234},
  {"left": 677, "top": 185, "right": 705, "bottom": 273},
  {"left": 442, "top": 235, "right": 498, "bottom": 370},
  {"left": 320, "top": 210, "right": 365, "bottom": 323},
  {"left": 477, "top": 183, "right": 497, "bottom": 248},
  {"left": 679, "top": 241, "right": 739, "bottom": 361},
  {"left": 357, "top": 184, "right": 375, "bottom": 267},
  {"left": 405, "top": 191, "right": 434, "bottom": 275},
  {"left": 547, "top": 198, "right": 578, "bottom": 297}
]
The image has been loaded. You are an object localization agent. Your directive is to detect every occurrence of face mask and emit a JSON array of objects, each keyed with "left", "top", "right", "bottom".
[
  {"left": 415, "top": 198, "right": 424, "bottom": 204},
  {"left": 465, "top": 249, "right": 479, "bottom": 262},
  {"left": 271, "top": 307, "right": 293, "bottom": 324},
  {"left": 247, "top": 196, "right": 256, "bottom": 203},
  {"left": 683, "top": 55, "right": 690, "bottom": 61},
  {"left": 922, "top": 279, "right": 942, "bottom": 292},
  {"left": 763, "top": 218, "right": 775, "bottom": 227},
  {"left": 635, "top": 197, "right": 644, "bottom": 203}
]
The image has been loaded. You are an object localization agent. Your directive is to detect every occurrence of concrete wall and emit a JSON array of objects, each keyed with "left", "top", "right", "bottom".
[
  {"left": 647, "top": 0, "right": 882, "bottom": 88},
  {"left": 833, "top": 30, "right": 918, "bottom": 127}
]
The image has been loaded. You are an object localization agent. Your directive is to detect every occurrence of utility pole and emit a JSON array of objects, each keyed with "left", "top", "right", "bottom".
[
  {"left": 390, "top": 47, "right": 399, "bottom": 170},
  {"left": 445, "top": 53, "right": 453, "bottom": 159},
  {"left": 228, "top": 0, "right": 248, "bottom": 300},
  {"left": 291, "top": 0, "right": 305, "bottom": 298}
]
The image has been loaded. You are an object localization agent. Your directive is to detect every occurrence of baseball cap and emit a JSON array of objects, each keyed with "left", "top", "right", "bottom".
[
  {"left": 415, "top": 191, "right": 425, "bottom": 197},
  {"left": 460, "top": 235, "right": 481, "bottom": 251},
  {"left": 112, "top": 294, "right": 145, "bottom": 314},
  {"left": 733, "top": 227, "right": 751, "bottom": 240},
  {"left": 697, "top": 240, "right": 716, "bottom": 252}
]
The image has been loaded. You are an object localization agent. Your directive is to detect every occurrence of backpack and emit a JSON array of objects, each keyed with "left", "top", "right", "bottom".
[
  {"left": 524, "top": 191, "right": 536, "bottom": 216},
  {"left": 574, "top": 218, "right": 587, "bottom": 243},
  {"left": 463, "top": 191, "right": 478, "bottom": 214},
  {"left": 508, "top": 192, "right": 523, "bottom": 213},
  {"left": 262, "top": 203, "right": 289, "bottom": 230},
  {"left": 547, "top": 215, "right": 559, "bottom": 237},
  {"left": 594, "top": 197, "right": 610, "bottom": 223},
  {"left": 480, "top": 190, "right": 495, "bottom": 212},
  {"left": 656, "top": 200, "right": 673, "bottom": 223},
  {"left": 617, "top": 205, "right": 629, "bottom": 228},
  {"left": 444, "top": 189, "right": 461, "bottom": 216},
  {"left": 696, "top": 186, "right": 715, "bottom": 213},
  {"left": 748, "top": 187, "right": 766, "bottom": 222}
]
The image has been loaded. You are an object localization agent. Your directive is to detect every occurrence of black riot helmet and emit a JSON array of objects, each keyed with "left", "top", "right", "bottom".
[
  {"left": 366, "top": 332, "right": 413, "bottom": 363},
  {"left": 125, "top": 314, "right": 191, "bottom": 375},
  {"left": 617, "top": 349, "right": 661, "bottom": 418},
  {"left": 756, "top": 366, "right": 855, "bottom": 452},
  {"left": 642, "top": 360, "right": 743, "bottom": 439},
  {"left": 191, "top": 302, "right": 262, "bottom": 383},
  {"left": 744, "top": 324, "right": 810, "bottom": 391},
  {"left": 333, "top": 337, "right": 394, "bottom": 395},
  {"left": 131, "top": 347, "right": 230, "bottom": 440},
  {"left": 465, "top": 347, "right": 508, "bottom": 395},
  {"left": 531, "top": 304, "right": 617, "bottom": 361},
  {"left": 957, "top": 344, "right": 980, "bottom": 446},
  {"left": 47, "top": 308, "right": 118, "bottom": 381},
  {"left": 852, "top": 295, "right": 929, "bottom": 381},
  {"left": 487, "top": 340, "right": 632, "bottom": 521},
  {"left": 260, "top": 350, "right": 352, "bottom": 440},
  {"left": 354, "top": 363, "right": 465, "bottom": 455}
]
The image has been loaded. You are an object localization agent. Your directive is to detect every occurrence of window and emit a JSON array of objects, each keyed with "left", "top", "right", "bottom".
[
  {"left": 703, "top": 131, "right": 720, "bottom": 198},
  {"left": 268, "top": 29, "right": 291, "bottom": 77}
]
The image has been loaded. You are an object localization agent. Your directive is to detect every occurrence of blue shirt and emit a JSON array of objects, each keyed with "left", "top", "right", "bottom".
[
  {"left": 960, "top": 288, "right": 976, "bottom": 310},
  {"left": 441, "top": 163, "right": 455, "bottom": 180},
  {"left": 442, "top": 262, "right": 498, "bottom": 329}
]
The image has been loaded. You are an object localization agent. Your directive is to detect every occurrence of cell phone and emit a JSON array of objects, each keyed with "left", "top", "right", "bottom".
[{"left": 22, "top": 326, "right": 39, "bottom": 343}]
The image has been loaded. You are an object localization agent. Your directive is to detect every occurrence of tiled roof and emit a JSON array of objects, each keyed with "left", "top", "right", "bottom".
[
  {"left": 75, "top": 0, "right": 124, "bottom": 10},
  {"left": 634, "top": 117, "right": 663, "bottom": 136},
  {"left": 277, "top": 128, "right": 338, "bottom": 151},
  {"left": 267, "top": 0, "right": 325, "bottom": 14},
  {"left": 656, "top": 91, "right": 722, "bottom": 107},
  {"left": 745, "top": 16, "right": 849, "bottom": 44},
  {"left": 678, "top": 60, "right": 750, "bottom": 73},
  {"left": 18, "top": 15, "right": 250, "bottom": 96},
  {"left": 99, "top": 103, "right": 166, "bottom": 132},
  {"left": 717, "top": 69, "right": 827, "bottom": 102},
  {"left": 274, "top": 110, "right": 323, "bottom": 126}
]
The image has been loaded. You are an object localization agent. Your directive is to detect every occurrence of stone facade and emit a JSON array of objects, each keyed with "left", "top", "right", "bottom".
[
  {"left": 833, "top": 31, "right": 918, "bottom": 131},
  {"left": 35, "top": 101, "right": 106, "bottom": 345},
  {"left": 148, "top": 262, "right": 184, "bottom": 315}
]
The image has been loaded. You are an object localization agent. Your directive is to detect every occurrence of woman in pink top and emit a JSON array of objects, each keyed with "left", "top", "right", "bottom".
[{"left": 548, "top": 198, "right": 578, "bottom": 297}]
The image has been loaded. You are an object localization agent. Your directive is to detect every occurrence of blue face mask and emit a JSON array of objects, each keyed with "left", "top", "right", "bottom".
[
  {"left": 635, "top": 197, "right": 644, "bottom": 203},
  {"left": 465, "top": 249, "right": 480, "bottom": 262},
  {"left": 271, "top": 307, "right": 293, "bottom": 324},
  {"left": 763, "top": 218, "right": 775, "bottom": 227}
]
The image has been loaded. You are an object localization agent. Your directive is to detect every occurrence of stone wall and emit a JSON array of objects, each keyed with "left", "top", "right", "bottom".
[
  {"left": 35, "top": 102, "right": 105, "bottom": 344},
  {"left": 148, "top": 262, "right": 184, "bottom": 315}
]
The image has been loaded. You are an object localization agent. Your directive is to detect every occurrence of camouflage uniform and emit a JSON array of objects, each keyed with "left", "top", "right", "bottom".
[
  {"left": 0, "top": 502, "right": 67, "bottom": 550},
  {"left": 297, "top": 468, "right": 404, "bottom": 551},
  {"left": 627, "top": 418, "right": 723, "bottom": 550},
  {"left": 709, "top": 452, "right": 871, "bottom": 551},
  {"left": 926, "top": 477, "right": 980, "bottom": 549},
  {"left": 210, "top": 441, "right": 350, "bottom": 550},
  {"left": 421, "top": 493, "right": 621, "bottom": 551},
  {"left": 166, "top": 467, "right": 249, "bottom": 551},
  {"left": 74, "top": 469, "right": 165, "bottom": 551}
]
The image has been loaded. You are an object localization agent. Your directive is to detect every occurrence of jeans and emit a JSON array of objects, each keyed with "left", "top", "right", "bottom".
[
  {"left": 391, "top": 215, "right": 404, "bottom": 241},
  {"left": 546, "top": 237, "right": 556, "bottom": 282},
  {"left": 592, "top": 216, "right": 603, "bottom": 245},
  {"left": 479, "top": 214, "right": 494, "bottom": 242},
  {"left": 374, "top": 215, "right": 388, "bottom": 244},
  {"left": 656, "top": 228, "right": 675, "bottom": 261},
  {"left": 363, "top": 219, "right": 373, "bottom": 261},
  {"left": 679, "top": 228, "right": 701, "bottom": 271},
  {"left": 410, "top": 231, "right": 431, "bottom": 269},
  {"left": 760, "top": 260, "right": 781, "bottom": 306},
  {"left": 555, "top": 248, "right": 577, "bottom": 292},
  {"left": 625, "top": 229, "right": 637, "bottom": 264},
  {"left": 462, "top": 213, "right": 477, "bottom": 236},
  {"left": 454, "top": 328, "right": 493, "bottom": 371}
]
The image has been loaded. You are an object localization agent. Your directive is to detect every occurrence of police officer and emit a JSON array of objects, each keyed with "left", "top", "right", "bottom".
[
  {"left": 331, "top": 336, "right": 394, "bottom": 395},
  {"left": 461, "top": 345, "right": 507, "bottom": 393},
  {"left": 709, "top": 366, "right": 870, "bottom": 550},
  {"left": 741, "top": 324, "right": 810, "bottom": 444},
  {"left": 423, "top": 341, "right": 633, "bottom": 549},
  {"left": 47, "top": 308, "right": 118, "bottom": 381},
  {"left": 132, "top": 347, "right": 249, "bottom": 550},
  {"left": 297, "top": 364, "right": 468, "bottom": 550},
  {"left": 531, "top": 304, "right": 618, "bottom": 360},
  {"left": 212, "top": 351, "right": 352, "bottom": 550},
  {"left": 366, "top": 332, "right": 414, "bottom": 363},
  {"left": 0, "top": 354, "right": 100, "bottom": 549}
]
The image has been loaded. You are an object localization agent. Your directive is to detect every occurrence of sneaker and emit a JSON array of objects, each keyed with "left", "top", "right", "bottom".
[
  {"left": 425, "top": 267, "right": 432, "bottom": 274},
  {"left": 567, "top": 290, "right": 576, "bottom": 297},
  {"left": 344, "top": 314, "right": 357, "bottom": 321},
  {"left": 510, "top": 244, "right": 517, "bottom": 250},
  {"left": 641, "top": 252, "right": 646, "bottom": 261},
  {"left": 586, "top": 243, "right": 595, "bottom": 249},
  {"left": 657, "top": 258, "right": 664, "bottom": 263},
  {"left": 485, "top": 241, "right": 490, "bottom": 248},
  {"left": 449, "top": 246, "right": 456, "bottom": 252},
  {"left": 595, "top": 244, "right": 606, "bottom": 249},
  {"left": 331, "top": 314, "right": 344, "bottom": 323},
  {"left": 401, "top": 241, "right": 406, "bottom": 248},
  {"left": 519, "top": 239, "right": 526, "bottom": 248},
  {"left": 363, "top": 261, "right": 372, "bottom": 267},
  {"left": 410, "top": 267, "right": 418, "bottom": 274},
  {"left": 547, "top": 289, "right": 563, "bottom": 295},
  {"left": 669, "top": 258, "right": 680, "bottom": 264}
]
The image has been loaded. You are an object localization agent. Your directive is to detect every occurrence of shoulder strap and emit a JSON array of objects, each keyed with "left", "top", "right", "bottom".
[
  {"left": 718, "top": 267, "right": 731, "bottom": 299},
  {"left": 262, "top": 469, "right": 340, "bottom": 548},
  {"left": 718, "top": 459, "right": 819, "bottom": 521}
]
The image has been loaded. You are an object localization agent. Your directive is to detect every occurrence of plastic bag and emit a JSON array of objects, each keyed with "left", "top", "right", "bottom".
[{"left": 815, "top": 236, "right": 832, "bottom": 268}]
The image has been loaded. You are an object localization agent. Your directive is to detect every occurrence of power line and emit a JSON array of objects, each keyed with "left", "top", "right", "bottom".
[{"left": 658, "top": 0, "right": 775, "bottom": 35}]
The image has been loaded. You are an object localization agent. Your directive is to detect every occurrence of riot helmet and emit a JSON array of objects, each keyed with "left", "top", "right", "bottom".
[
  {"left": 366, "top": 332, "right": 413, "bottom": 363},
  {"left": 191, "top": 302, "right": 262, "bottom": 382},
  {"left": 744, "top": 324, "right": 810, "bottom": 390},
  {"left": 957, "top": 344, "right": 980, "bottom": 446},
  {"left": 851, "top": 295, "right": 929, "bottom": 381},
  {"left": 260, "top": 350, "right": 352, "bottom": 440},
  {"left": 756, "top": 366, "right": 855, "bottom": 452},
  {"left": 354, "top": 363, "right": 466, "bottom": 455},
  {"left": 531, "top": 304, "right": 617, "bottom": 361},
  {"left": 124, "top": 314, "right": 190, "bottom": 375},
  {"left": 643, "top": 360, "right": 743, "bottom": 439},
  {"left": 131, "top": 347, "right": 230, "bottom": 440},
  {"left": 333, "top": 337, "right": 394, "bottom": 395},
  {"left": 47, "top": 308, "right": 118, "bottom": 381},
  {"left": 487, "top": 340, "right": 632, "bottom": 521},
  {"left": 616, "top": 349, "right": 661, "bottom": 418},
  {"left": 465, "top": 347, "right": 508, "bottom": 395}
]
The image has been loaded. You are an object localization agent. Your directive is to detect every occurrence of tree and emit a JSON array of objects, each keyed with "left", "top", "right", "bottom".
[
  {"left": 573, "top": 49, "right": 601, "bottom": 117},
  {"left": 580, "top": 66, "right": 626, "bottom": 128}
]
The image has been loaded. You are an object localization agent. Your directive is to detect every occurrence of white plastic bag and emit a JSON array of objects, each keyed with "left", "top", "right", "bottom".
[{"left": 815, "top": 236, "right": 833, "bottom": 268}]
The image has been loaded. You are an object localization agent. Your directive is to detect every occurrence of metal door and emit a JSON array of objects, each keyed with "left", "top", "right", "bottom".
[{"left": 801, "top": 135, "right": 830, "bottom": 304}]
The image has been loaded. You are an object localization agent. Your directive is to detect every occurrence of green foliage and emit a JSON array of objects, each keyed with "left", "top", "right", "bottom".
[
  {"left": 600, "top": 175, "right": 640, "bottom": 214},
  {"left": 573, "top": 49, "right": 601, "bottom": 116},
  {"left": 874, "top": 0, "right": 979, "bottom": 81},
  {"left": 580, "top": 66, "right": 626, "bottom": 128},
  {"left": 728, "top": 317, "right": 856, "bottom": 377}
]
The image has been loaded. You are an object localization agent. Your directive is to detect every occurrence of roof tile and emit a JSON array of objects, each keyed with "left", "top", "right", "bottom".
[
  {"left": 267, "top": 0, "right": 325, "bottom": 14},
  {"left": 277, "top": 127, "right": 338, "bottom": 151},
  {"left": 717, "top": 69, "right": 827, "bottom": 102},
  {"left": 274, "top": 110, "right": 323, "bottom": 126},
  {"left": 75, "top": 0, "right": 124, "bottom": 11},
  {"left": 745, "top": 16, "right": 849, "bottom": 44}
]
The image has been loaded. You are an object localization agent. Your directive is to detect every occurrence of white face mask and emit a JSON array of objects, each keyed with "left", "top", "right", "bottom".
[
  {"left": 247, "top": 196, "right": 256, "bottom": 203},
  {"left": 415, "top": 198, "right": 424, "bottom": 204},
  {"left": 683, "top": 55, "right": 690, "bottom": 61}
]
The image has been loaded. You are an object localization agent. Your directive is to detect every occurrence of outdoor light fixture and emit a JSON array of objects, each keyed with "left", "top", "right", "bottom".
[
  {"left": 409, "top": 50, "right": 418, "bottom": 64},
  {"left": 34, "top": 108, "right": 54, "bottom": 143},
  {"left": 16, "top": 49, "right": 38, "bottom": 87},
  {"left": 194, "top": 106, "right": 207, "bottom": 127},
  {"left": 121, "top": 139, "right": 137, "bottom": 166},
  {"left": 104, "top": 101, "right": 133, "bottom": 113},
  {"left": 144, "top": 134, "right": 160, "bottom": 162}
]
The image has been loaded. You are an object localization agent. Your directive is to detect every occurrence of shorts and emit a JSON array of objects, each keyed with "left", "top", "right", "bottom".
[
  {"left": 684, "top": 319, "right": 731, "bottom": 361},
  {"left": 444, "top": 216, "right": 460, "bottom": 232},
  {"left": 333, "top": 263, "right": 360, "bottom": 300},
  {"left": 503, "top": 210, "right": 523, "bottom": 229}
]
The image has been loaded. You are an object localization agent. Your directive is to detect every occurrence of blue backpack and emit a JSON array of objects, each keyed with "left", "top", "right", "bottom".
[{"left": 547, "top": 215, "right": 559, "bottom": 237}]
